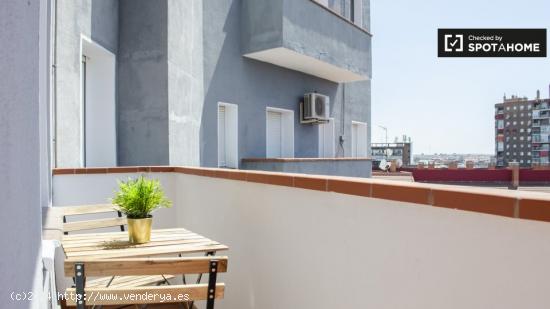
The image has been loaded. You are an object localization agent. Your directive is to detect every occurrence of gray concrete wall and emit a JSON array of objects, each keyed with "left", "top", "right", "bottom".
[
  {"left": 55, "top": 0, "right": 119, "bottom": 167},
  {"left": 202, "top": 0, "right": 371, "bottom": 167},
  {"left": 242, "top": 160, "right": 373, "bottom": 177},
  {"left": 117, "top": 0, "right": 169, "bottom": 165},
  {"left": 0, "top": 0, "right": 46, "bottom": 307}
]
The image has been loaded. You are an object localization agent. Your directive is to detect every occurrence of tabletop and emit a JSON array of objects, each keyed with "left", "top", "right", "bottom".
[{"left": 62, "top": 227, "right": 228, "bottom": 260}]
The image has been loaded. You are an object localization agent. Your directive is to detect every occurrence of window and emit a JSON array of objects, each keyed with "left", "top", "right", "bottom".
[
  {"left": 81, "top": 36, "right": 116, "bottom": 167},
  {"left": 218, "top": 103, "right": 238, "bottom": 168},
  {"left": 351, "top": 121, "right": 368, "bottom": 157},
  {"left": 520, "top": 105, "right": 525, "bottom": 110},
  {"left": 266, "top": 107, "right": 294, "bottom": 158},
  {"left": 319, "top": 118, "right": 335, "bottom": 158},
  {"left": 497, "top": 120, "right": 504, "bottom": 129},
  {"left": 314, "top": 0, "right": 364, "bottom": 28}
]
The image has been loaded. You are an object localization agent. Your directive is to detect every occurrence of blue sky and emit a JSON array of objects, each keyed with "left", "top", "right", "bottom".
[{"left": 370, "top": 0, "right": 550, "bottom": 154}]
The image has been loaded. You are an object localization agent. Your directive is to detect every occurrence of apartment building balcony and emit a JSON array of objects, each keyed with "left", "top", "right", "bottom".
[
  {"left": 532, "top": 110, "right": 550, "bottom": 119},
  {"left": 241, "top": 0, "right": 371, "bottom": 83},
  {"left": 41, "top": 166, "right": 550, "bottom": 308},
  {"left": 533, "top": 101, "right": 550, "bottom": 110}
]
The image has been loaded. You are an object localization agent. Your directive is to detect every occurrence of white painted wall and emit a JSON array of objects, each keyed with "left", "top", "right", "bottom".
[
  {"left": 81, "top": 37, "right": 116, "bottom": 167},
  {"left": 53, "top": 173, "right": 550, "bottom": 309},
  {"left": 1, "top": 0, "right": 47, "bottom": 307}
]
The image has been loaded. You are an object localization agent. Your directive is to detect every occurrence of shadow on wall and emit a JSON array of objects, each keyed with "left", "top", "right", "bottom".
[{"left": 200, "top": 0, "right": 340, "bottom": 167}]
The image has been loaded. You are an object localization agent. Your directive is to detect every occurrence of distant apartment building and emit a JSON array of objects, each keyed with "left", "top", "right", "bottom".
[
  {"left": 371, "top": 142, "right": 412, "bottom": 166},
  {"left": 51, "top": 0, "right": 372, "bottom": 177},
  {"left": 495, "top": 88, "right": 550, "bottom": 167}
]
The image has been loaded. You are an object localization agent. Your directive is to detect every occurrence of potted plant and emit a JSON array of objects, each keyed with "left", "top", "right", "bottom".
[{"left": 112, "top": 176, "right": 172, "bottom": 244}]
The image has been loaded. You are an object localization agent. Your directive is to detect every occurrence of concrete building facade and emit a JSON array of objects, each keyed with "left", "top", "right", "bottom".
[
  {"left": 495, "top": 89, "right": 550, "bottom": 167},
  {"left": 52, "top": 0, "right": 372, "bottom": 175}
]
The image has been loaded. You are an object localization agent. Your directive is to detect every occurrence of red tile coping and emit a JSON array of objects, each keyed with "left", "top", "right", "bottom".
[
  {"left": 242, "top": 157, "right": 372, "bottom": 162},
  {"left": 52, "top": 166, "right": 550, "bottom": 223}
]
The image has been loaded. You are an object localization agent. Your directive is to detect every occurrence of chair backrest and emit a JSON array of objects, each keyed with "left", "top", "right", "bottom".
[
  {"left": 64, "top": 256, "right": 228, "bottom": 308},
  {"left": 59, "top": 204, "right": 125, "bottom": 234}
]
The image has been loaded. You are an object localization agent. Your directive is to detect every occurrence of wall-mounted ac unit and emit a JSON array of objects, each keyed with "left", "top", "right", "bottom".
[{"left": 301, "top": 93, "right": 329, "bottom": 124}]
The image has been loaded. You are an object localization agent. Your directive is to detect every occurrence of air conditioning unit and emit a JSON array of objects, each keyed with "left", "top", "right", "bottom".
[{"left": 301, "top": 93, "right": 329, "bottom": 124}]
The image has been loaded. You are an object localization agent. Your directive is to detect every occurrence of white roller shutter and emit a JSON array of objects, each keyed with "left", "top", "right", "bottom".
[
  {"left": 267, "top": 111, "right": 282, "bottom": 158},
  {"left": 218, "top": 105, "right": 226, "bottom": 166}
]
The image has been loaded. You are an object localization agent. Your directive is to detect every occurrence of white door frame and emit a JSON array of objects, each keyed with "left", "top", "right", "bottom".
[
  {"left": 217, "top": 102, "right": 239, "bottom": 168},
  {"left": 266, "top": 107, "right": 294, "bottom": 158},
  {"left": 80, "top": 34, "right": 117, "bottom": 167},
  {"left": 318, "top": 118, "right": 335, "bottom": 158},
  {"left": 351, "top": 120, "right": 368, "bottom": 157}
]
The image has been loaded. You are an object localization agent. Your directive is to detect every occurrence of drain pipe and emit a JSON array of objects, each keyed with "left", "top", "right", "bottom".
[{"left": 51, "top": 0, "right": 58, "bottom": 167}]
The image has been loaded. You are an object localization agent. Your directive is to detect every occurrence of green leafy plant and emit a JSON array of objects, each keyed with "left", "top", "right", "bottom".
[{"left": 112, "top": 175, "right": 172, "bottom": 219}]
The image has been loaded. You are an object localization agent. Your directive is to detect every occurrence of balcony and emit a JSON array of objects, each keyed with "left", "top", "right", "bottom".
[
  {"left": 43, "top": 166, "right": 550, "bottom": 308},
  {"left": 241, "top": 0, "right": 371, "bottom": 82},
  {"left": 532, "top": 110, "right": 550, "bottom": 119}
]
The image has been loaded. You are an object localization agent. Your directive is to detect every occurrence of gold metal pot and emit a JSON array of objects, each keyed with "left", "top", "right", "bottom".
[{"left": 127, "top": 217, "right": 152, "bottom": 244}]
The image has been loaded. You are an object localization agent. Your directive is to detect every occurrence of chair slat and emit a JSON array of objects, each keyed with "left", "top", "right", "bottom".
[
  {"left": 65, "top": 256, "right": 228, "bottom": 276},
  {"left": 59, "top": 204, "right": 120, "bottom": 216},
  {"left": 65, "top": 283, "right": 225, "bottom": 306},
  {"left": 63, "top": 217, "right": 126, "bottom": 232}
]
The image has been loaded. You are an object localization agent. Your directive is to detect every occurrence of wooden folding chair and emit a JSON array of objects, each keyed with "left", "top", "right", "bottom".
[{"left": 64, "top": 256, "right": 227, "bottom": 309}]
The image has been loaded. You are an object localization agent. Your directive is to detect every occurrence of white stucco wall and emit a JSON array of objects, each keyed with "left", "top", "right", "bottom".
[
  {"left": 0, "top": 1, "right": 47, "bottom": 308},
  {"left": 53, "top": 172, "right": 550, "bottom": 309}
]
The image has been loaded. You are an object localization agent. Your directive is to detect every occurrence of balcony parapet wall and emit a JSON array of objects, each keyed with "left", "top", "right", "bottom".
[{"left": 53, "top": 166, "right": 550, "bottom": 223}]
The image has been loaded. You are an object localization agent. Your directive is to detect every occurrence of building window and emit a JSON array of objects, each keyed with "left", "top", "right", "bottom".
[
  {"left": 520, "top": 105, "right": 524, "bottom": 110},
  {"left": 313, "top": 0, "right": 364, "bottom": 28},
  {"left": 351, "top": 121, "right": 368, "bottom": 157},
  {"left": 266, "top": 107, "right": 294, "bottom": 158},
  {"left": 528, "top": 105, "right": 532, "bottom": 110},
  {"left": 218, "top": 102, "right": 239, "bottom": 168}
]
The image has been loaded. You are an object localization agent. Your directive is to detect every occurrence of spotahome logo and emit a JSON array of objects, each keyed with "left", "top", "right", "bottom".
[{"left": 438, "top": 29, "right": 546, "bottom": 57}]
